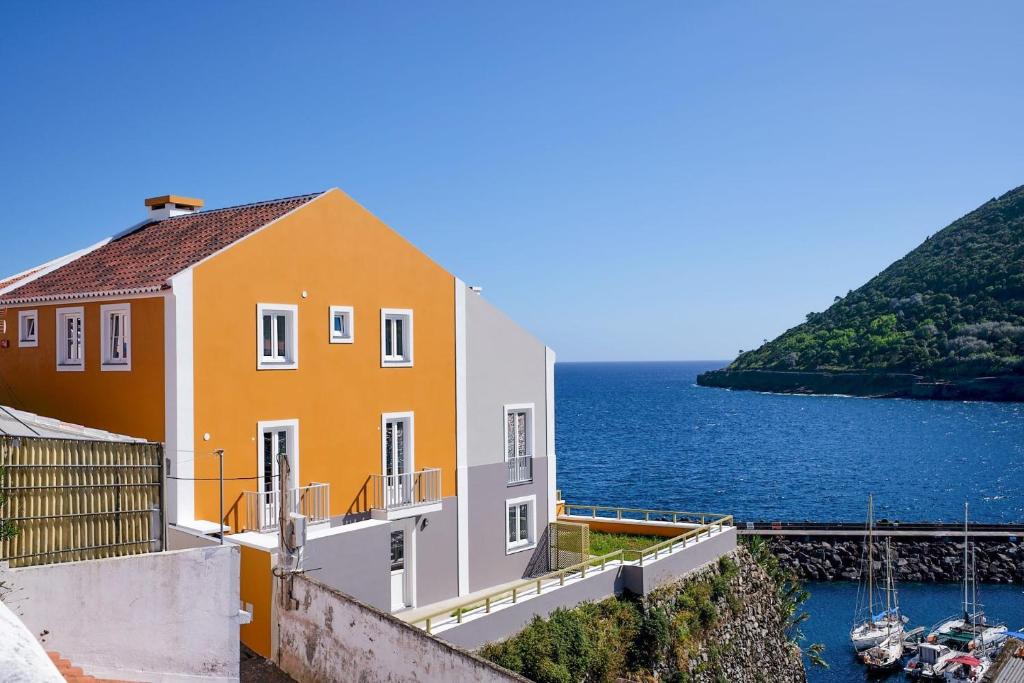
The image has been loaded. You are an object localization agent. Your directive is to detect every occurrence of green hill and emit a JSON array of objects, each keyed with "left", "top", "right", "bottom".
[{"left": 716, "top": 184, "right": 1024, "bottom": 381}]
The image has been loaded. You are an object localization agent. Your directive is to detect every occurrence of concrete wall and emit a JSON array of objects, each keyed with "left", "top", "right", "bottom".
[
  {"left": 0, "top": 546, "right": 241, "bottom": 682},
  {"left": 440, "top": 563, "right": 624, "bottom": 650},
  {"left": 303, "top": 519, "right": 391, "bottom": 611},
  {"left": 277, "top": 574, "right": 525, "bottom": 683},
  {"left": 167, "top": 524, "right": 222, "bottom": 550},
  {"left": 465, "top": 291, "right": 552, "bottom": 592},
  {"left": 621, "top": 528, "right": 737, "bottom": 594},
  {"left": 415, "top": 496, "right": 460, "bottom": 605},
  {"left": 467, "top": 459, "right": 550, "bottom": 591},
  {"left": 437, "top": 528, "right": 737, "bottom": 651}
]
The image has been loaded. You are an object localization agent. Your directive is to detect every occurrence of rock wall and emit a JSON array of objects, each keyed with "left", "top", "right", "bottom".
[
  {"left": 769, "top": 537, "right": 1024, "bottom": 584},
  {"left": 696, "top": 368, "right": 1024, "bottom": 402},
  {"left": 643, "top": 547, "right": 807, "bottom": 683}
]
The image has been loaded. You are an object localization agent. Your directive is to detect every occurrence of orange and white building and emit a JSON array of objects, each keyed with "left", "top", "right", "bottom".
[{"left": 0, "top": 189, "right": 557, "bottom": 654}]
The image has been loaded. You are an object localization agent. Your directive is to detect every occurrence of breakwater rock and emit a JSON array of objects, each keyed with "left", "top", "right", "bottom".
[
  {"left": 768, "top": 537, "right": 1024, "bottom": 584},
  {"left": 696, "top": 369, "right": 1024, "bottom": 402}
]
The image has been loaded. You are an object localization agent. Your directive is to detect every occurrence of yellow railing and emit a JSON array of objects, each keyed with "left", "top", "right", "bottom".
[{"left": 412, "top": 505, "right": 733, "bottom": 634}]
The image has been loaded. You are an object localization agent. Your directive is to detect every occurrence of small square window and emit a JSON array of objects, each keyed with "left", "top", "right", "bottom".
[
  {"left": 101, "top": 303, "right": 131, "bottom": 371},
  {"left": 505, "top": 495, "right": 536, "bottom": 553},
  {"left": 56, "top": 306, "right": 84, "bottom": 371},
  {"left": 380, "top": 308, "right": 413, "bottom": 367},
  {"left": 18, "top": 310, "right": 38, "bottom": 347},
  {"left": 257, "top": 304, "right": 299, "bottom": 370},
  {"left": 329, "top": 306, "right": 354, "bottom": 344}
]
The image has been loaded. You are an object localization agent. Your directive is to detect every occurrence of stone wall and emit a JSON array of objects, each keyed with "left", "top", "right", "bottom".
[
  {"left": 769, "top": 537, "right": 1024, "bottom": 583},
  {"left": 644, "top": 547, "right": 807, "bottom": 683},
  {"left": 277, "top": 574, "right": 526, "bottom": 683}
]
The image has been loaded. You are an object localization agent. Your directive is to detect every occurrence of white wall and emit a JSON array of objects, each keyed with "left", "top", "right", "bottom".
[
  {"left": 0, "top": 599, "right": 63, "bottom": 683},
  {"left": 0, "top": 546, "right": 241, "bottom": 682}
]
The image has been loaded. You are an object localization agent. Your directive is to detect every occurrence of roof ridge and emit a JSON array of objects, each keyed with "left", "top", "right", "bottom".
[{"left": 152, "top": 191, "right": 325, "bottom": 222}]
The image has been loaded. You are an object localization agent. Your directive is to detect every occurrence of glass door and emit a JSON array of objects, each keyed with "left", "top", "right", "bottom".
[
  {"left": 383, "top": 417, "right": 411, "bottom": 506},
  {"left": 261, "top": 428, "right": 288, "bottom": 525}
]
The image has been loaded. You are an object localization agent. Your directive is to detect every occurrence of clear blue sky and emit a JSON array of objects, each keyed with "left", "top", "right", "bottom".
[{"left": 2, "top": 2, "right": 1022, "bottom": 361}]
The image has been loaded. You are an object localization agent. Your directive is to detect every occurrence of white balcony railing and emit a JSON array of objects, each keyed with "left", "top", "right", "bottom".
[
  {"left": 506, "top": 455, "right": 533, "bottom": 485},
  {"left": 370, "top": 468, "right": 441, "bottom": 512},
  {"left": 243, "top": 483, "right": 330, "bottom": 533}
]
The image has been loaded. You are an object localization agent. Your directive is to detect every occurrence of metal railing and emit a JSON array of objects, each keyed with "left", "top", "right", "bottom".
[
  {"left": 506, "top": 455, "right": 533, "bottom": 485},
  {"left": 243, "top": 483, "right": 331, "bottom": 533},
  {"left": 411, "top": 504, "right": 733, "bottom": 634},
  {"left": 562, "top": 503, "right": 725, "bottom": 526},
  {"left": 370, "top": 468, "right": 441, "bottom": 511}
]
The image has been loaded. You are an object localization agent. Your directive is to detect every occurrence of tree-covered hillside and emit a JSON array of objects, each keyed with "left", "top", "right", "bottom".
[{"left": 729, "top": 184, "right": 1024, "bottom": 378}]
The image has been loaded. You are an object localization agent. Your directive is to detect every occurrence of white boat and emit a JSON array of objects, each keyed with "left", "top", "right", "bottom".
[
  {"left": 943, "top": 654, "right": 989, "bottom": 682},
  {"left": 851, "top": 495, "right": 907, "bottom": 652},
  {"left": 906, "top": 642, "right": 957, "bottom": 679},
  {"left": 861, "top": 631, "right": 904, "bottom": 672},
  {"left": 907, "top": 503, "right": 1008, "bottom": 679}
]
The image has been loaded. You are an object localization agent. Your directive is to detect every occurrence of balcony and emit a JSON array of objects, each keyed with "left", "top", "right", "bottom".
[
  {"left": 506, "top": 455, "right": 533, "bottom": 485},
  {"left": 242, "top": 483, "right": 331, "bottom": 533},
  {"left": 370, "top": 468, "right": 442, "bottom": 520}
]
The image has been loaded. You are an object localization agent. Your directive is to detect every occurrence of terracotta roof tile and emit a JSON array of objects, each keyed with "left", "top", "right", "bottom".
[{"left": 1, "top": 193, "right": 321, "bottom": 303}]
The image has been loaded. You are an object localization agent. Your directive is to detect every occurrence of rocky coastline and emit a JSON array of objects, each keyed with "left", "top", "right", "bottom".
[
  {"left": 768, "top": 537, "right": 1024, "bottom": 584},
  {"left": 696, "top": 369, "right": 1024, "bottom": 402}
]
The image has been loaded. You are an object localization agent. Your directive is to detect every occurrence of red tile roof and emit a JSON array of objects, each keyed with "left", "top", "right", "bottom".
[
  {"left": 0, "top": 193, "right": 321, "bottom": 303},
  {"left": 0, "top": 266, "right": 46, "bottom": 292}
]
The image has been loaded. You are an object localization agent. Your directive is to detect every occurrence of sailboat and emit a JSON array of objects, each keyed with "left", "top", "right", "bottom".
[
  {"left": 860, "top": 537, "right": 905, "bottom": 671},
  {"left": 851, "top": 495, "right": 907, "bottom": 652},
  {"left": 906, "top": 502, "right": 1007, "bottom": 680}
]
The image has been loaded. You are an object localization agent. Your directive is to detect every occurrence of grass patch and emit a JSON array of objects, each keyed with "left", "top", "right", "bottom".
[{"left": 589, "top": 530, "right": 665, "bottom": 556}]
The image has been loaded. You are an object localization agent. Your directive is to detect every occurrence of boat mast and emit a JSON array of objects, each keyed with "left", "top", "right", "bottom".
[
  {"left": 884, "top": 536, "right": 892, "bottom": 634},
  {"left": 963, "top": 501, "right": 969, "bottom": 622},
  {"left": 868, "top": 494, "right": 874, "bottom": 620}
]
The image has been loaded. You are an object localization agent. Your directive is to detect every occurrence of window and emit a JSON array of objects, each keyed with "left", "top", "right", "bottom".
[
  {"left": 18, "top": 310, "right": 38, "bottom": 347},
  {"left": 505, "top": 403, "right": 534, "bottom": 485},
  {"left": 505, "top": 495, "right": 536, "bottom": 553},
  {"left": 56, "top": 306, "right": 84, "bottom": 371},
  {"left": 390, "top": 530, "right": 405, "bottom": 572},
  {"left": 257, "top": 304, "right": 298, "bottom": 370},
  {"left": 328, "top": 306, "right": 354, "bottom": 344},
  {"left": 380, "top": 309, "right": 413, "bottom": 367},
  {"left": 100, "top": 303, "right": 131, "bottom": 370}
]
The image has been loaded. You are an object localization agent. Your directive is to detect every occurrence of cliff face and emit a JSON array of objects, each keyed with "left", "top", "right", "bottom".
[
  {"left": 644, "top": 547, "right": 807, "bottom": 683},
  {"left": 703, "top": 184, "right": 1024, "bottom": 398},
  {"left": 480, "top": 547, "right": 807, "bottom": 683}
]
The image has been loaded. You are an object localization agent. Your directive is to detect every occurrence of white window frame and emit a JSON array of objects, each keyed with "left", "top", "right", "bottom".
[
  {"left": 503, "top": 403, "right": 535, "bottom": 461},
  {"left": 257, "top": 303, "right": 299, "bottom": 370},
  {"left": 100, "top": 303, "right": 132, "bottom": 371},
  {"left": 505, "top": 494, "right": 537, "bottom": 554},
  {"left": 328, "top": 305, "right": 355, "bottom": 344},
  {"left": 256, "top": 419, "right": 300, "bottom": 491},
  {"left": 55, "top": 306, "right": 84, "bottom": 372},
  {"left": 380, "top": 308, "right": 413, "bottom": 367},
  {"left": 18, "top": 310, "right": 38, "bottom": 348},
  {"left": 380, "top": 411, "right": 415, "bottom": 476}
]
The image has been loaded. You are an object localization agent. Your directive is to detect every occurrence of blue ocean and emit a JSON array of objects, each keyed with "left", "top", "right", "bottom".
[
  {"left": 555, "top": 361, "right": 1024, "bottom": 680},
  {"left": 555, "top": 361, "right": 1024, "bottom": 523}
]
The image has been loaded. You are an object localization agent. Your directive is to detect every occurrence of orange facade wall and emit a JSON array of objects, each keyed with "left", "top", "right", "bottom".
[
  {"left": 191, "top": 189, "right": 457, "bottom": 526},
  {"left": 238, "top": 544, "right": 274, "bottom": 657},
  {"left": 0, "top": 297, "right": 165, "bottom": 441}
]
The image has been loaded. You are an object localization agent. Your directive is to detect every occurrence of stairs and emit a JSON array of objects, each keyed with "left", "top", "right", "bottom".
[{"left": 46, "top": 652, "right": 131, "bottom": 683}]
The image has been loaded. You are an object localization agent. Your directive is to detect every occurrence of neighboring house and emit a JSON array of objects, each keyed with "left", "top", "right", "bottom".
[{"left": 0, "top": 189, "right": 556, "bottom": 655}]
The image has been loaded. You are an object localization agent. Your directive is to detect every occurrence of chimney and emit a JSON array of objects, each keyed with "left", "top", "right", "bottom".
[{"left": 144, "top": 195, "right": 204, "bottom": 220}]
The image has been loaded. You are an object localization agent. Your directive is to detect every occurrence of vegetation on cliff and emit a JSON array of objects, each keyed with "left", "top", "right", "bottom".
[
  {"left": 728, "top": 185, "right": 1024, "bottom": 378},
  {"left": 479, "top": 547, "right": 811, "bottom": 682}
]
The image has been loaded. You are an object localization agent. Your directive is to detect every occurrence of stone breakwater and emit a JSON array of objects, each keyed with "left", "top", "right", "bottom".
[{"left": 768, "top": 537, "right": 1024, "bottom": 584}]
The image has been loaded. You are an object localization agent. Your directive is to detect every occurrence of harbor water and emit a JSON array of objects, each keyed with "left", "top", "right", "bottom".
[{"left": 555, "top": 360, "right": 1024, "bottom": 679}]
